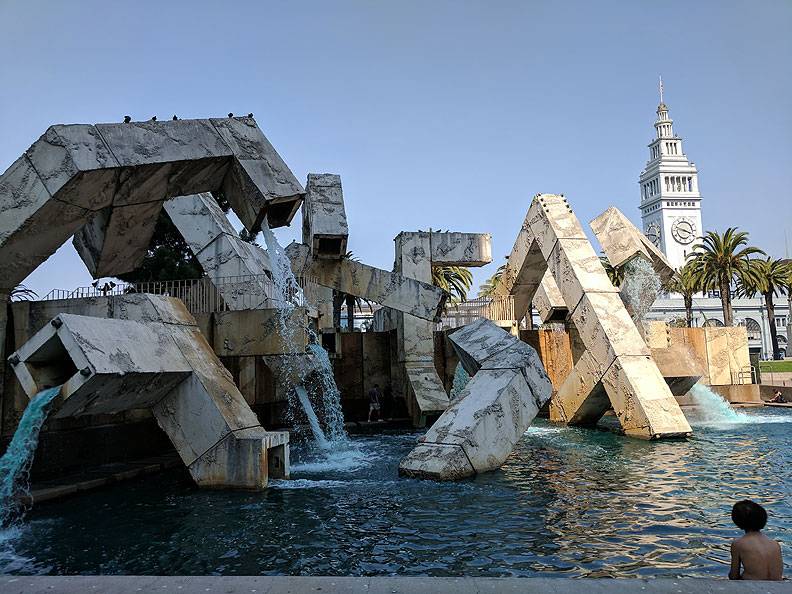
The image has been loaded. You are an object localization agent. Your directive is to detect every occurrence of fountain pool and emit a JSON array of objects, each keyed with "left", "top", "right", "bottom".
[{"left": 1, "top": 408, "right": 790, "bottom": 578}]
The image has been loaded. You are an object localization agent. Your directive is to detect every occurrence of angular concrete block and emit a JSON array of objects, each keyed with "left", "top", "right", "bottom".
[
  {"left": 547, "top": 238, "right": 619, "bottom": 311},
  {"left": 286, "top": 242, "right": 446, "bottom": 323},
  {"left": 552, "top": 350, "right": 610, "bottom": 424},
  {"left": 210, "top": 116, "right": 303, "bottom": 230},
  {"left": 73, "top": 201, "right": 163, "bottom": 277},
  {"left": 1, "top": 117, "right": 304, "bottom": 289},
  {"left": 7, "top": 295, "right": 290, "bottom": 490},
  {"left": 533, "top": 272, "right": 568, "bottom": 323},
  {"left": 8, "top": 313, "right": 192, "bottom": 418},
  {"left": 704, "top": 327, "right": 732, "bottom": 385},
  {"left": 569, "top": 291, "right": 651, "bottom": 369},
  {"left": 405, "top": 365, "right": 450, "bottom": 418},
  {"left": 400, "top": 319, "right": 551, "bottom": 479},
  {"left": 24, "top": 124, "right": 119, "bottom": 211},
  {"left": 591, "top": 206, "right": 674, "bottom": 283},
  {"left": 164, "top": 192, "right": 238, "bottom": 255},
  {"left": 526, "top": 194, "right": 588, "bottom": 260},
  {"left": 302, "top": 173, "right": 348, "bottom": 259},
  {"left": 213, "top": 308, "right": 308, "bottom": 357},
  {"left": 0, "top": 156, "right": 92, "bottom": 288},
  {"left": 601, "top": 355, "right": 692, "bottom": 438},
  {"left": 393, "top": 232, "right": 432, "bottom": 282},
  {"left": 398, "top": 443, "right": 474, "bottom": 480},
  {"left": 429, "top": 232, "right": 492, "bottom": 267}
]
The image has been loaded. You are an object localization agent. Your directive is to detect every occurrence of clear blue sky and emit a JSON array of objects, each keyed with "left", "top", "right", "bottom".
[{"left": 1, "top": 0, "right": 790, "bottom": 297}]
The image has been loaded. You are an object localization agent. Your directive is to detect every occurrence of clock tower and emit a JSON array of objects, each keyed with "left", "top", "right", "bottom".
[{"left": 639, "top": 77, "right": 703, "bottom": 270}]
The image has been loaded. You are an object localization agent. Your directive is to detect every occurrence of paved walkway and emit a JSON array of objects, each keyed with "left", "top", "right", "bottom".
[{"left": 0, "top": 576, "right": 788, "bottom": 593}]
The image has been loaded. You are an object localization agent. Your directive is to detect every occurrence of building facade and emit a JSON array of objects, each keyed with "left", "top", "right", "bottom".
[{"left": 641, "top": 79, "right": 789, "bottom": 359}]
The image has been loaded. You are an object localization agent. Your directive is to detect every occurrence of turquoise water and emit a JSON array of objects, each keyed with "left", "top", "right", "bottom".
[
  {"left": 0, "top": 387, "right": 61, "bottom": 527},
  {"left": 0, "top": 408, "right": 790, "bottom": 577}
]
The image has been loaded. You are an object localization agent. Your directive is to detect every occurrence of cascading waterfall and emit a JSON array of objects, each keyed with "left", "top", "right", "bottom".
[
  {"left": 306, "top": 341, "right": 348, "bottom": 443},
  {"left": 620, "top": 257, "right": 661, "bottom": 330},
  {"left": 0, "top": 386, "right": 61, "bottom": 526},
  {"left": 450, "top": 363, "right": 470, "bottom": 399},
  {"left": 260, "top": 220, "right": 350, "bottom": 449},
  {"left": 687, "top": 383, "right": 750, "bottom": 425}
]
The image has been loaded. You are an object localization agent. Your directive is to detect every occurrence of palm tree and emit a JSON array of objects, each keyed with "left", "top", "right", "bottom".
[
  {"left": 662, "top": 261, "right": 701, "bottom": 328},
  {"left": 599, "top": 256, "right": 624, "bottom": 287},
  {"left": 737, "top": 257, "right": 790, "bottom": 359},
  {"left": 477, "top": 263, "right": 506, "bottom": 298},
  {"left": 688, "top": 228, "right": 765, "bottom": 326},
  {"left": 432, "top": 266, "right": 473, "bottom": 304}
]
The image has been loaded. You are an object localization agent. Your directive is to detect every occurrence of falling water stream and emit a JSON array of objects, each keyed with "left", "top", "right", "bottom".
[
  {"left": 0, "top": 386, "right": 61, "bottom": 527},
  {"left": 294, "top": 386, "right": 329, "bottom": 449},
  {"left": 260, "top": 220, "right": 351, "bottom": 454}
]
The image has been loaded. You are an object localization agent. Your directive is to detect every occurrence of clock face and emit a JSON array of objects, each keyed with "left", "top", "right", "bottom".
[
  {"left": 671, "top": 218, "right": 697, "bottom": 245},
  {"left": 645, "top": 222, "right": 661, "bottom": 247}
]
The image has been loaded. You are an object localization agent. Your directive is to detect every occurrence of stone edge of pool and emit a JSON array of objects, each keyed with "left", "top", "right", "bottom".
[{"left": 0, "top": 576, "right": 788, "bottom": 593}]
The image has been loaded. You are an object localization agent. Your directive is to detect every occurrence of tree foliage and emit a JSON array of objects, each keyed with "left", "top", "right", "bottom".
[{"left": 687, "top": 227, "right": 764, "bottom": 326}]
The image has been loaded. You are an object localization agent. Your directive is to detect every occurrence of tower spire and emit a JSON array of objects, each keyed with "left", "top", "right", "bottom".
[{"left": 659, "top": 75, "right": 664, "bottom": 104}]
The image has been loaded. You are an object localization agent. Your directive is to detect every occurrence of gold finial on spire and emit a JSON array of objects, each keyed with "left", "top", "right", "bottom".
[{"left": 659, "top": 75, "right": 664, "bottom": 104}]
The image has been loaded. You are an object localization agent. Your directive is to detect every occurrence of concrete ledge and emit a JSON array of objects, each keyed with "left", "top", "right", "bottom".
[{"left": 0, "top": 576, "right": 788, "bottom": 593}]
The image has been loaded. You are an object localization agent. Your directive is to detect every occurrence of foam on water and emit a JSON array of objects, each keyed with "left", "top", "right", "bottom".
[
  {"left": 0, "top": 386, "right": 61, "bottom": 527},
  {"left": 686, "top": 383, "right": 752, "bottom": 426}
]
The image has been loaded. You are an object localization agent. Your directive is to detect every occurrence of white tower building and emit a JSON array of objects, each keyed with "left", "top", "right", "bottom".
[{"left": 639, "top": 78, "right": 703, "bottom": 270}]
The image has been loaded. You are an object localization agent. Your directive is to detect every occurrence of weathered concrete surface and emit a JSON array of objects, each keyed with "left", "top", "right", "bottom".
[
  {"left": 164, "top": 193, "right": 273, "bottom": 309},
  {"left": 387, "top": 231, "right": 492, "bottom": 425},
  {"left": 302, "top": 173, "right": 348, "bottom": 259},
  {"left": 286, "top": 241, "right": 447, "bottom": 322},
  {"left": 591, "top": 206, "right": 674, "bottom": 283},
  {"left": 7, "top": 294, "right": 289, "bottom": 489},
  {"left": 400, "top": 319, "right": 551, "bottom": 479},
  {"left": 498, "top": 194, "right": 690, "bottom": 439},
  {"left": 0, "top": 577, "right": 786, "bottom": 594},
  {"left": 533, "top": 272, "right": 567, "bottom": 322},
  {"left": 0, "top": 117, "right": 303, "bottom": 285}
]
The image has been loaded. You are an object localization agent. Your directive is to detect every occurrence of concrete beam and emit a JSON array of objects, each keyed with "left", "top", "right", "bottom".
[
  {"left": 286, "top": 242, "right": 447, "bottom": 322},
  {"left": 590, "top": 206, "right": 674, "bottom": 282},
  {"left": 302, "top": 173, "right": 348, "bottom": 259},
  {"left": 0, "top": 117, "right": 303, "bottom": 285},
  {"left": 399, "top": 319, "right": 552, "bottom": 479}
]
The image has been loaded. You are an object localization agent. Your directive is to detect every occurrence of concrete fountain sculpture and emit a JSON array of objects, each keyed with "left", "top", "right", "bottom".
[
  {"left": 0, "top": 116, "right": 306, "bottom": 489},
  {"left": 496, "top": 194, "right": 692, "bottom": 439}
]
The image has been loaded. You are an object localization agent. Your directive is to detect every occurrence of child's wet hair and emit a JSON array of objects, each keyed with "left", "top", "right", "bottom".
[{"left": 732, "top": 500, "right": 768, "bottom": 532}]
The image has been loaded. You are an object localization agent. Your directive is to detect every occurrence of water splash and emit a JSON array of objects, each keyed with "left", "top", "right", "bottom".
[
  {"left": 450, "top": 364, "right": 470, "bottom": 399},
  {"left": 686, "top": 383, "right": 751, "bottom": 425},
  {"left": 620, "top": 257, "right": 661, "bottom": 330},
  {"left": 294, "top": 386, "right": 329, "bottom": 449},
  {"left": 0, "top": 386, "right": 61, "bottom": 526}
]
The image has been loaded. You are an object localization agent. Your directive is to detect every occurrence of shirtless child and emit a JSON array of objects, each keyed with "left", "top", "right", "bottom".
[{"left": 729, "top": 500, "right": 783, "bottom": 581}]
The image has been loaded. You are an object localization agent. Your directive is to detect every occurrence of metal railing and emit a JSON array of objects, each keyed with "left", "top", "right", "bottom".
[
  {"left": 41, "top": 274, "right": 321, "bottom": 315},
  {"left": 439, "top": 295, "right": 515, "bottom": 328}
]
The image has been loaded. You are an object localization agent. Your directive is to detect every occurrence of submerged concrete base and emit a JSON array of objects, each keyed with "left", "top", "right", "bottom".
[{"left": 0, "top": 576, "right": 784, "bottom": 594}]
